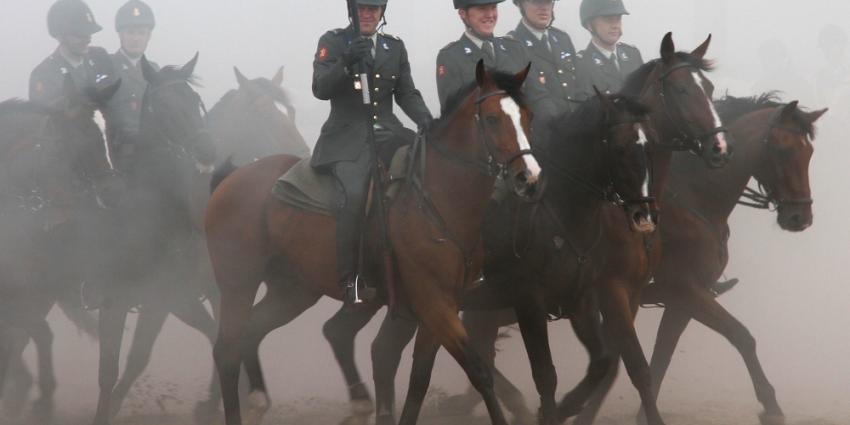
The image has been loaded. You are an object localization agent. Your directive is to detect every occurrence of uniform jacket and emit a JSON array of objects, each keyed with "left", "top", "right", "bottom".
[
  {"left": 311, "top": 26, "right": 432, "bottom": 168},
  {"left": 574, "top": 41, "right": 644, "bottom": 100},
  {"left": 29, "top": 46, "right": 115, "bottom": 107},
  {"left": 103, "top": 51, "right": 159, "bottom": 146},
  {"left": 436, "top": 33, "right": 555, "bottom": 119},
  {"left": 507, "top": 22, "right": 580, "bottom": 115}
]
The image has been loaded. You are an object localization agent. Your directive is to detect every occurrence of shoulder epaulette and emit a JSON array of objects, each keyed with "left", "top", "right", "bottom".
[
  {"left": 499, "top": 35, "right": 521, "bottom": 44},
  {"left": 504, "top": 32, "right": 517, "bottom": 40},
  {"left": 380, "top": 32, "right": 401, "bottom": 41}
]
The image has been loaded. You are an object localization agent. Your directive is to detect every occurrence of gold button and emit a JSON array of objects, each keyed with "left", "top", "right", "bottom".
[
  {"left": 557, "top": 69, "right": 563, "bottom": 74},
  {"left": 374, "top": 87, "right": 380, "bottom": 92},
  {"left": 562, "top": 83, "right": 568, "bottom": 87},
  {"left": 373, "top": 102, "right": 378, "bottom": 106},
  {"left": 539, "top": 71, "right": 545, "bottom": 75},
  {"left": 373, "top": 115, "right": 378, "bottom": 120},
  {"left": 391, "top": 75, "right": 397, "bottom": 79},
  {"left": 375, "top": 74, "right": 381, "bottom": 78}
]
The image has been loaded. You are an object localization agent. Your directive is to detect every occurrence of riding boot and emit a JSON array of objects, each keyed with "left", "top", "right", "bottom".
[{"left": 336, "top": 209, "right": 362, "bottom": 305}]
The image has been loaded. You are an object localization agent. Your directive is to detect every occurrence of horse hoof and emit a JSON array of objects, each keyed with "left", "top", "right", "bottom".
[
  {"left": 759, "top": 412, "right": 786, "bottom": 425},
  {"left": 243, "top": 391, "right": 271, "bottom": 425},
  {"left": 340, "top": 414, "right": 371, "bottom": 425},
  {"left": 437, "top": 393, "right": 478, "bottom": 416},
  {"left": 193, "top": 399, "right": 221, "bottom": 425},
  {"left": 350, "top": 398, "right": 374, "bottom": 416}
]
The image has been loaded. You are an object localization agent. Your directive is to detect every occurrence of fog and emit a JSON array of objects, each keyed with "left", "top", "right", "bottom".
[{"left": 2, "top": 1, "right": 850, "bottom": 424}]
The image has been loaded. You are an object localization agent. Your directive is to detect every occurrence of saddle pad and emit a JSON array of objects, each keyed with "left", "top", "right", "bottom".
[{"left": 272, "top": 146, "right": 411, "bottom": 216}]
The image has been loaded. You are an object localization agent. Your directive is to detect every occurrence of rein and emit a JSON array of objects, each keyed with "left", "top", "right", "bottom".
[
  {"left": 656, "top": 62, "right": 728, "bottom": 153},
  {"left": 737, "top": 106, "right": 813, "bottom": 210}
]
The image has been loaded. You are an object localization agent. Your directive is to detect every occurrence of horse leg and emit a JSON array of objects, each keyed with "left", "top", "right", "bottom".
[
  {"left": 636, "top": 306, "right": 691, "bottom": 425},
  {"left": 597, "top": 282, "right": 666, "bottom": 425},
  {"left": 397, "top": 327, "right": 440, "bottom": 425},
  {"left": 322, "top": 303, "right": 381, "bottom": 423},
  {"left": 24, "top": 318, "right": 56, "bottom": 424},
  {"left": 109, "top": 305, "right": 168, "bottom": 419},
  {"left": 214, "top": 283, "right": 259, "bottom": 425},
  {"left": 371, "top": 313, "right": 418, "bottom": 425},
  {"left": 91, "top": 304, "right": 129, "bottom": 425},
  {"left": 168, "top": 295, "right": 224, "bottom": 423},
  {"left": 680, "top": 284, "right": 785, "bottom": 425},
  {"left": 2, "top": 329, "right": 33, "bottom": 418},
  {"left": 240, "top": 281, "right": 319, "bottom": 425},
  {"left": 514, "top": 290, "right": 558, "bottom": 425},
  {"left": 556, "top": 300, "right": 616, "bottom": 422},
  {"left": 572, "top": 356, "right": 619, "bottom": 425}
]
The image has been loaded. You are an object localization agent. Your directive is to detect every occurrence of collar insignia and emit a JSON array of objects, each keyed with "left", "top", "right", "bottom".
[
  {"left": 464, "top": 46, "right": 472, "bottom": 55},
  {"left": 526, "top": 39, "right": 534, "bottom": 47}
]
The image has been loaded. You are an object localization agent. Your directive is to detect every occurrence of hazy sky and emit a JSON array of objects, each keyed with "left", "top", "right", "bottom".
[{"left": 3, "top": 1, "right": 850, "bottom": 423}]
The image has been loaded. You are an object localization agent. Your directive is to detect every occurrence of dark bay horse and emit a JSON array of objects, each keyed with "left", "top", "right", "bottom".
[
  {"left": 206, "top": 63, "right": 538, "bottom": 425},
  {"left": 81, "top": 54, "right": 218, "bottom": 425},
  {"left": 320, "top": 32, "right": 731, "bottom": 425},
  {"left": 103, "top": 64, "right": 313, "bottom": 425},
  {"left": 0, "top": 76, "right": 121, "bottom": 423},
  {"left": 631, "top": 94, "right": 826, "bottom": 425}
]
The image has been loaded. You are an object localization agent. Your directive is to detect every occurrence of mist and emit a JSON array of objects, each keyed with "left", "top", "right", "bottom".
[{"left": 1, "top": 1, "right": 849, "bottom": 424}]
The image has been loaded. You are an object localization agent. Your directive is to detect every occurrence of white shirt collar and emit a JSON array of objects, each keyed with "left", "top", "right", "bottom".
[
  {"left": 522, "top": 19, "right": 548, "bottom": 41},
  {"left": 464, "top": 30, "right": 489, "bottom": 49},
  {"left": 592, "top": 39, "right": 617, "bottom": 59},
  {"left": 120, "top": 48, "right": 142, "bottom": 67},
  {"left": 57, "top": 47, "right": 84, "bottom": 69}
]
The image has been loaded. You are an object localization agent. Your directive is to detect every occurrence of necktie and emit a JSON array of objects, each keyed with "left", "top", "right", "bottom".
[
  {"left": 483, "top": 41, "right": 496, "bottom": 64},
  {"left": 542, "top": 34, "right": 551, "bottom": 52},
  {"left": 611, "top": 52, "right": 620, "bottom": 71}
]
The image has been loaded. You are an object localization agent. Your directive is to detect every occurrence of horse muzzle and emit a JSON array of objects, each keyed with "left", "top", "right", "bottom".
[{"left": 626, "top": 201, "right": 657, "bottom": 234}]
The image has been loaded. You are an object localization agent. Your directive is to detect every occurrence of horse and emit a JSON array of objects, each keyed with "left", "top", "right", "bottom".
[
  {"left": 80, "top": 54, "right": 219, "bottom": 425},
  {"left": 319, "top": 32, "right": 731, "bottom": 425},
  {"left": 628, "top": 94, "right": 826, "bottom": 425},
  {"left": 206, "top": 61, "right": 538, "bottom": 425},
  {"left": 208, "top": 66, "right": 310, "bottom": 165},
  {"left": 0, "top": 76, "right": 121, "bottom": 423},
  {"left": 101, "top": 64, "right": 313, "bottom": 425}
]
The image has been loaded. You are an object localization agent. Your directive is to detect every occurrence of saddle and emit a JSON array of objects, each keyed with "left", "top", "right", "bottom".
[{"left": 272, "top": 145, "right": 411, "bottom": 215}]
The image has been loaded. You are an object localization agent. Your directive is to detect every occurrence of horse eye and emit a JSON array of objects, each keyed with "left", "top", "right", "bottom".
[{"left": 485, "top": 115, "right": 500, "bottom": 126}]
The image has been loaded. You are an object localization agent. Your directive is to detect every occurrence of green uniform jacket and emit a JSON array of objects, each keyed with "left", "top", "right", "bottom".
[
  {"left": 507, "top": 23, "right": 580, "bottom": 115},
  {"left": 29, "top": 46, "right": 115, "bottom": 107},
  {"left": 436, "top": 33, "right": 555, "bottom": 119},
  {"left": 311, "top": 26, "right": 432, "bottom": 168},
  {"left": 103, "top": 51, "right": 159, "bottom": 147},
  {"left": 574, "top": 41, "right": 644, "bottom": 100}
]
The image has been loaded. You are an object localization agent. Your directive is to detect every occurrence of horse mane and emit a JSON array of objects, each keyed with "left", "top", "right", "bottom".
[
  {"left": 715, "top": 92, "right": 816, "bottom": 138},
  {"left": 432, "top": 70, "right": 526, "bottom": 137},
  {"left": 621, "top": 52, "right": 715, "bottom": 98},
  {"left": 548, "top": 94, "right": 649, "bottom": 149}
]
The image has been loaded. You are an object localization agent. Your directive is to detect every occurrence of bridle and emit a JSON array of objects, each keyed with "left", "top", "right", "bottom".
[
  {"left": 142, "top": 79, "right": 212, "bottom": 161},
  {"left": 656, "top": 62, "right": 728, "bottom": 154},
  {"left": 430, "top": 89, "right": 534, "bottom": 179},
  {"left": 738, "top": 105, "right": 813, "bottom": 210}
]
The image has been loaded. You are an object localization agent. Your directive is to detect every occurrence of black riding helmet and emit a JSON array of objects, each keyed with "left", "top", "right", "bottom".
[
  {"left": 115, "top": 0, "right": 156, "bottom": 32},
  {"left": 47, "top": 0, "right": 102, "bottom": 38},
  {"left": 349, "top": 0, "right": 389, "bottom": 27},
  {"left": 579, "top": 0, "right": 629, "bottom": 29},
  {"left": 454, "top": 0, "right": 505, "bottom": 9},
  {"left": 512, "top": 0, "right": 559, "bottom": 28}
]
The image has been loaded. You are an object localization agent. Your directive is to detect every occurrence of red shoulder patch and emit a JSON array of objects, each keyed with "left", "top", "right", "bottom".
[
  {"left": 34, "top": 82, "right": 44, "bottom": 93},
  {"left": 318, "top": 47, "right": 329, "bottom": 60},
  {"left": 438, "top": 65, "right": 446, "bottom": 77}
]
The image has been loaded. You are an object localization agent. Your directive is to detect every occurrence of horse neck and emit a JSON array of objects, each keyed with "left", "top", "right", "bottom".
[
  {"left": 543, "top": 135, "right": 608, "bottom": 234},
  {"left": 676, "top": 110, "right": 772, "bottom": 221}
]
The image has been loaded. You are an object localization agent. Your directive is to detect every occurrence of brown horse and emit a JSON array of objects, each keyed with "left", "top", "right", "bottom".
[
  {"left": 319, "top": 32, "right": 730, "bottom": 425},
  {"left": 0, "top": 76, "right": 121, "bottom": 423},
  {"left": 628, "top": 95, "right": 826, "bottom": 425},
  {"left": 206, "top": 62, "right": 537, "bottom": 425}
]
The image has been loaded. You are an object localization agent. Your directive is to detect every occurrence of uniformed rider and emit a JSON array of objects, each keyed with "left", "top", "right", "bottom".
[
  {"left": 312, "top": 0, "right": 433, "bottom": 304},
  {"left": 103, "top": 0, "right": 159, "bottom": 167},
  {"left": 437, "top": 0, "right": 555, "bottom": 122},
  {"left": 574, "top": 0, "right": 643, "bottom": 100},
  {"left": 507, "top": 0, "right": 580, "bottom": 115},
  {"left": 30, "top": 0, "right": 115, "bottom": 107}
]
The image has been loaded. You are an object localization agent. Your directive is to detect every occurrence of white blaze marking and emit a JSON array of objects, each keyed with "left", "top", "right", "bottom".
[
  {"left": 499, "top": 97, "right": 541, "bottom": 178},
  {"left": 692, "top": 71, "right": 728, "bottom": 155},
  {"left": 95, "top": 111, "right": 115, "bottom": 171},
  {"left": 637, "top": 124, "right": 650, "bottom": 198}
]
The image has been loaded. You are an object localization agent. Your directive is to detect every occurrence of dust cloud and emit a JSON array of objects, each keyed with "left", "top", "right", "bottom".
[{"left": 1, "top": 1, "right": 849, "bottom": 424}]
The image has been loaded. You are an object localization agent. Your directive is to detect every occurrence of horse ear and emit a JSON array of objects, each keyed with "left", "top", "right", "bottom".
[
  {"left": 691, "top": 34, "right": 712, "bottom": 60},
  {"left": 180, "top": 52, "right": 200, "bottom": 79},
  {"left": 141, "top": 55, "right": 159, "bottom": 84},
  {"left": 475, "top": 59, "right": 489, "bottom": 87},
  {"left": 661, "top": 32, "right": 675, "bottom": 64},
  {"left": 514, "top": 63, "right": 531, "bottom": 84},
  {"left": 234, "top": 66, "right": 249, "bottom": 87},
  {"left": 779, "top": 101, "right": 800, "bottom": 122},
  {"left": 272, "top": 66, "right": 284, "bottom": 87},
  {"left": 804, "top": 108, "right": 828, "bottom": 124},
  {"left": 96, "top": 78, "right": 122, "bottom": 104}
]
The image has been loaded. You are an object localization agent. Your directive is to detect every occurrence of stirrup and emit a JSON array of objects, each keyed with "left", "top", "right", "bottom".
[{"left": 342, "top": 276, "right": 364, "bottom": 305}]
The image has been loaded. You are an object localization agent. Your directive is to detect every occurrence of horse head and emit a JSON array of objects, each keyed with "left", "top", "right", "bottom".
[
  {"left": 755, "top": 101, "right": 827, "bottom": 231},
  {"left": 641, "top": 32, "right": 731, "bottom": 168},
  {"left": 594, "top": 88, "right": 658, "bottom": 233},
  {"left": 140, "top": 52, "right": 216, "bottom": 170}
]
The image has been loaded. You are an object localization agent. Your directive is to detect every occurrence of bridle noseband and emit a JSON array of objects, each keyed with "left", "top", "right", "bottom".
[
  {"left": 656, "top": 62, "right": 728, "bottom": 154},
  {"left": 738, "top": 105, "right": 813, "bottom": 210}
]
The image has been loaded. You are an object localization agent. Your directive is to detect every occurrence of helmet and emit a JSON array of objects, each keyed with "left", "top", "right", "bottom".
[
  {"left": 47, "top": 0, "right": 102, "bottom": 38},
  {"left": 579, "top": 0, "right": 629, "bottom": 28},
  {"left": 115, "top": 0, "right": 156, "bottom": 32},
  {"left": 355, "top": 0, "right": 388, "bottom": 5},
  {"left": 512, "top": 0, "right": 558, "bottom": 5},
  {"left": 454, "top": 0, "right": 505, "bottom": 10}
]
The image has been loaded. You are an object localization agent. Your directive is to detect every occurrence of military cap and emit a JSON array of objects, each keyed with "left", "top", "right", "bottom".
[
  {"left": 454, "top": 0, "right": 506, "bottom": 10},
  {"left": 580, "top": 0, "right": 629, "bottom": 27},
  {"left": 47, "top": 0, "right": 102, "bottom": 38},
  {"left": 355, "top": 0, "right": 389, "bottom": 5},
  {"left": 512, "top": 0, "right": 559, "bottom": 5},
  {"left": 115, "top": 0, "right": 156, "bottom": 32}
]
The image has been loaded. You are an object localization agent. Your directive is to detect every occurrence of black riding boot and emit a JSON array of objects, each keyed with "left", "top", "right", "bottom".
[{"left": 336, "top": 209, "right": 362, "bottom": 305}]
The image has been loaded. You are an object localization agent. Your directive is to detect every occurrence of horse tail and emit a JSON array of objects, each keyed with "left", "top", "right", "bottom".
[{"left": 210, "top": 156, "right": 237, "bottom": 194}]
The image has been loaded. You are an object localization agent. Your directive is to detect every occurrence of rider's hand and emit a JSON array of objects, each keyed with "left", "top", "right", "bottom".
[{"left": 343, "top": 38, "right": 373, "bottom": 66}]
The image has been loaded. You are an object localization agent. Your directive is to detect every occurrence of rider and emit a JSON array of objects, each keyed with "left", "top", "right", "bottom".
[
  {"left": 574, "top": 0, "right": 643, "bottom": 100},
  {"left": 312, "top": 0, "right": 433, "bottom": 304},
  {"left": 437, "top": 0, "right": 556, "bottom": 123},
  {"left": 30, "top": 0, "right": 115, "bottom": 107},
  {"left": 102, "top": 0, "right": 159, "bottom": 169},
  {"left": 507, "top": 0, "right": 581, "bottom": 115}
]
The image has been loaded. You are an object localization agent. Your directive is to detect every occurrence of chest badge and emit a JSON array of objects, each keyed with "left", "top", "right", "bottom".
[{"left": 560, "top": 51, "right": 571, "bottom": 60}]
